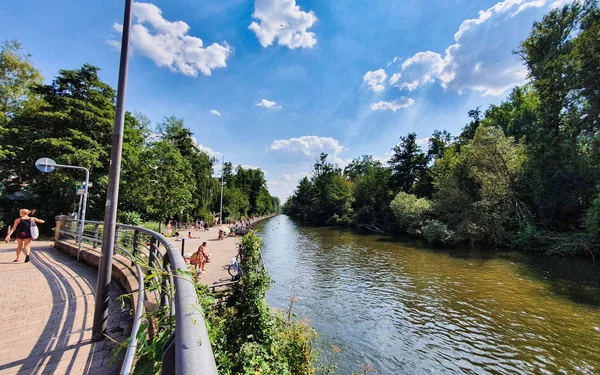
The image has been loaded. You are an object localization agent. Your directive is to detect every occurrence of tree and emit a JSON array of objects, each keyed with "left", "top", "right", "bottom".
[
  {"left": 345, "top": 156, "right": 395, "bottom": 226},
  {"left": 158, "top": 116, "right": 215, "bottom": 218},
  {"left": 388, "top": 133, "right": 428, "bottom": 194},
  {"left": 432, "top": 126, "right": 527, "bottom": 245},
  {"left": 0, "top": 40, "right": 43, "bottom": 141},
  {"left": 142, "top": 139, "right": 195, "bottom": 222},
  {"left": 1, "top": 64, "right": 122, "bottom": 221}
]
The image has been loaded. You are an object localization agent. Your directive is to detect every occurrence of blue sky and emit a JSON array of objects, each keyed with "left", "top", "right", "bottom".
[{"left": 1, "top": 0, "right": 568, "bottom": 200}]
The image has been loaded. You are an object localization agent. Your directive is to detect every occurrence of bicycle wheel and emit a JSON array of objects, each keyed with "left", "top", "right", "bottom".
[{"left": 228, "top": 263, "right": 238, "bottom": 277}]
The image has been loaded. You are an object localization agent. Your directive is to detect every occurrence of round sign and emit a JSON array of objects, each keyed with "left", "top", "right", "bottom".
[{"left": 35, "top": 158, "right": 57, "bottom": 173}]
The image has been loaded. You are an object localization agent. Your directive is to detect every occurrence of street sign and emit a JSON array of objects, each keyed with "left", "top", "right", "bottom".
[
  {"left": 76, "top": 184, "right": 85, "bottom": 195},
  {"left": 35, "top": 158, "right": 57, "bottom": 173}
]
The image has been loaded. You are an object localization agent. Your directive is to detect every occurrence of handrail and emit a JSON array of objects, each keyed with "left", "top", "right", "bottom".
[{"left": 55, "top": 217, "right": 218, "bottom": 375}]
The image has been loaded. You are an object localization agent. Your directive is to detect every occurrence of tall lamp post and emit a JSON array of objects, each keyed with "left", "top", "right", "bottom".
[
  {"left": 219, "top": 156, "right": 224, "bottom": 225},
  {"left": 92, "top": 0, "right": 133, "bottom": 342},
  {"left": 35, "top": 158, "right": 89, "bottom": 260}
]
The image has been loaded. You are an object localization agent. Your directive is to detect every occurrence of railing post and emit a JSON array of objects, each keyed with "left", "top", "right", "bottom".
[
  {"left": 149, "top": 237, "right": 158, "bottom": 270},
  {"left": 161, "top": 253, "right": 171, "bottom": 310},
  {"left": 132, "top": 229, "right": 139, "bottom": 266},
  {"left": 54, "top": 217, "right": 63, "bottom": 242},
  {"left": 93, "top": 224, "right": 99, "bottom": 249}
]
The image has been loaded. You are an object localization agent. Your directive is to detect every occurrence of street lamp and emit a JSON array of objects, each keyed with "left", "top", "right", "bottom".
[
  {"left": 219, "top": 155, "right": 224, "bottom": 225},
  {"left": 93, "top": 0, "right": 133, "bottom": 342},
  {"left": 35, "top": 158, "right": 89, "bottom": 260}
]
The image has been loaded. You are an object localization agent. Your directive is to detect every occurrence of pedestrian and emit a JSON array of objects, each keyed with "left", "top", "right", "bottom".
[{"left": 5, "top": 209, "right": 45, "bottom": 263}]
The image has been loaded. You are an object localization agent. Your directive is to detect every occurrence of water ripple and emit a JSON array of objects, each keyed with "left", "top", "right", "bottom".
[{"left": 257, "top": 216, "right": 600, "bottom": 375}]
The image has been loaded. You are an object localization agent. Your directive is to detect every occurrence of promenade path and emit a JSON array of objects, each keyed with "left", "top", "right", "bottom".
[
  {"left": 174, "top": 227, "right": 241, "bottom": 287},
  {"left": 0, "top": 241, "right": 131, "bottom": 375},
  {"left": 171, "top": 215, "right": 275, "bottom": 288}
]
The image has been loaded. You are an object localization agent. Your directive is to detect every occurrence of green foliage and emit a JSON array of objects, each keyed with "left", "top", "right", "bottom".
[
  {"left": 586, "top": 190, "right": 600, "bottom": 240},
  {"left": 388, "top": 133, "right": 428, "bottom": 194},
  {"left": 117, "top": 211, "right": 142, "bottom": 226},
  {"left": 0, "top": 40, "right": 43, "bottom": 160},
  {"left": 390, "top": 192, "right": 431, "bottom": 235},
  {"left": 141, "top": 139, "right": 195, "bottom": 221},
  {"left": 422, "top": 220, "right": 455, "bottom": 245},
  {"left": 283, "top": 153, "right": 353, "bottom": 226},
  {"left": 140, "top": 221, "right": 160, "bottom": 233},
  {"left": 207, "top": 233, "right": 316, "bottom": 374},
  {"left": 127, "top": 233, "right": 314, "bottom": 374}
]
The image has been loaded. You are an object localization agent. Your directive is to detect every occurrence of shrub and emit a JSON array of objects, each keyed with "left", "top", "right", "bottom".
[
  {"left": 117, "top": 211, "right": 142, "bottom": 226},
  {"left": 586, "top": 191, "right": 600, "bottom": 240},
  {"left": 326, "top": 213, "right": 351, "bottom": 226},
  {"left": 140, "top": 221, "right": 161, "bottom": 233},
  {"left": 390, "top": 192, "right": 431, "bottom": 235},
  {"left": 422, "top": 220, "right": 455, "bottom": 244}
]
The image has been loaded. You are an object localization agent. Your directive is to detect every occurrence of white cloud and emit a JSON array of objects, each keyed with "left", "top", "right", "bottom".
[
  {"left": 386, "top": 56, "right": 400, "bottom": 68},
  {"left": 249, "top": 0, "right": 318, "bottom": 49},
  {"left": 370, "top": 98, "right": 415, "bottom": 112},
  {"left": 415, "top": 137, "right": 430, "bottom": 148},
  {"left": 363, "top": 69, "right": 387, "bottom": 92},
  {"left": 374, "top": 150, "right": 395, "bottom": 164},
  {"left": 192, "top": 137, "right": 222, "bottom": 159},
  {"left": 269, "top": 135, "right": 348, "bottom": 166},
  {"left": 390, "top": 51, "right": 444, "bottom": 91},
  {"left": 110, "top": 2, "right": 231, "bottom": 77},
  {"left": 387, "top": 0, "right": 566, "bottom": 96},
  {"left": 235, "top": 164, "right": 264, "bottom": 172},
  {"left": 267, "top": 171, "right": 312, "bottom": 200},
  {"left": 210, "top": 109, "right": 221, "bottom": 116},
  {"left": 257, "top": 99, "right": 281, "bottom": 109}
]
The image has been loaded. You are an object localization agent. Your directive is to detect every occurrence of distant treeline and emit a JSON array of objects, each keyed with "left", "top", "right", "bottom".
[
  {"left": 0, "top": 43, "right": 279, "bottom": 231},
  {"left": 283, "top": 2, "right": 600, "bottom": 258}
]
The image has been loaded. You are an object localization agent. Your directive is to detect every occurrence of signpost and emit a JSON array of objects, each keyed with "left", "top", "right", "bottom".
[{"left": 35, "top": 158, "right": 90, "bottom": 261}]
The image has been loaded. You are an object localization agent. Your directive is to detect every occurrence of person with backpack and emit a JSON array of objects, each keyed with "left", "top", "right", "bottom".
[{"left": 4, "top": 209, "right": 45, "bottom": 263}]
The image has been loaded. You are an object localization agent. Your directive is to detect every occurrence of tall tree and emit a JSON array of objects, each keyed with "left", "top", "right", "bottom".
[
  {"left": 388, "top": 133, "right": 428, "bottom": 194},
  {"left": 142, "top": 139, "right": 195, "bottom": 222}
]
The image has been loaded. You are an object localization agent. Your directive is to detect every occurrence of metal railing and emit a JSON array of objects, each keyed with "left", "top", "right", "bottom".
[{"left": 55, "top": 217, "right": 218, "bottom": 375}]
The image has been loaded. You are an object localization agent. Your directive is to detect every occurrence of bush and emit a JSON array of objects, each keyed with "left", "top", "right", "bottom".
[
  {"left": 586, "top": 191, "right": 600, "bottom": 240},
  {"left": 140, "top": 221, "right": 161, "bottom": 233},
  {"left": 326, "top": 213, "right": 351, "bottom": 226},
  {"left": 117, "top": 211, "right": 142, "bottom": 226},
  {"left": 422, "top": 220, "right": 455, "bottom": 244},
  {"left": 390, "top": 192, "right": 431, "bottom": 235}
]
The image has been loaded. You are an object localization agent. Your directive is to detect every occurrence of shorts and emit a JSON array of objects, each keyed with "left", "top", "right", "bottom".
[{"left": 16, "top": 231, "right": 32, "bottom": 239}]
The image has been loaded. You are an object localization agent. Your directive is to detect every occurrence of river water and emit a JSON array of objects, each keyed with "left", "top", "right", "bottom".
[{"left": 254, "top": 215, "right": 600, "bottom": 375}]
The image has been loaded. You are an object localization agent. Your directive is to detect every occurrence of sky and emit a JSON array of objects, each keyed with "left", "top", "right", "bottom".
[{"left": 1, "top": 0, "right": 569, "bottom": 200}]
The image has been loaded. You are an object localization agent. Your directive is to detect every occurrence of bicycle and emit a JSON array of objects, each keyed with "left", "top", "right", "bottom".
[{"left": 228, "top": 244, "right": 243, "bottom": 280}]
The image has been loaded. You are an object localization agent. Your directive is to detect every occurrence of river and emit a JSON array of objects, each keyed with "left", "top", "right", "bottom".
[{"left": 254, "top": 215, "right": 600, "bottom": 375}]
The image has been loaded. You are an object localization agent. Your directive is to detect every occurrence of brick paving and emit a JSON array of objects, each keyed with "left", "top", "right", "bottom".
[{"left": 0, "top": 241, "right": 131, "bottom": 375}]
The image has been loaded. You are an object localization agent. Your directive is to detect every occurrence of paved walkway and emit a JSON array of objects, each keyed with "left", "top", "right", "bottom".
[
  {"left": 0, "top": 241, "right": 131, "bottom": 375},
  {"left": 173, "top": 216, "right": 275, "bottom": 287},
  {"left": 176, "top": 228, "right": 241, "bottom": 287}
]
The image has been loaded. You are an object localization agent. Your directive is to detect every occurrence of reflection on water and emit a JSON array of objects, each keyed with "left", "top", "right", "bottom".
[{"left": 255, "top": 215, "right": 600, "bottom": 375}]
